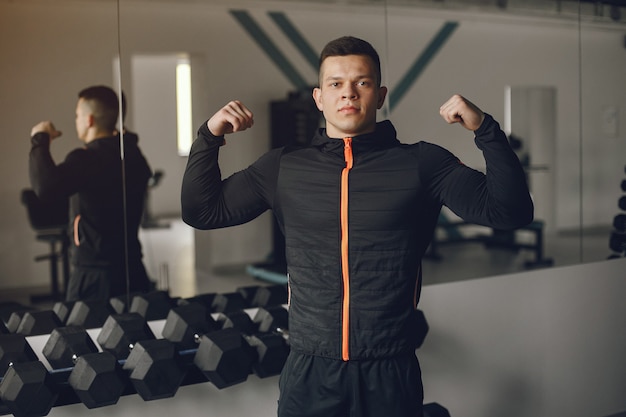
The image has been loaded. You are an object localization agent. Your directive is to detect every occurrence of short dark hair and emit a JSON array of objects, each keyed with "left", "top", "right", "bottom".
[
  {"left": 78, "top": 85, "right": 119, "bottom": 131},
  {"left": 318, "top": 36, "right": 382, "bottom": 87}
]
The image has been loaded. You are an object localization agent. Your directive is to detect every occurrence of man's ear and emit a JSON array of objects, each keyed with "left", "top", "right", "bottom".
[
  {"left": 87, "top": 114, "right": 96, "bottom": 128},
  {"left": 377, "top": 86, "right": 388, "bottom": 109},
  {"left": 312, "top": 87, "right": 323, "bottom": 111}
]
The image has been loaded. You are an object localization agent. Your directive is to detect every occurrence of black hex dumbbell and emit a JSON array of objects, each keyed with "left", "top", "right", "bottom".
[
  {"left": 162, "top": 303, "right": 290, "bottom": 388},
  {"left": 236, "top": 284, "right": 289, "bottom": 308},
  {"left": 423, "top": 402, "right": 452, "bottom": 417},
  {"left": 7, "top": 310, "right": 62, "bottom": 336},
  {"left": 97, "top": 312, "right": 185, "bottom": 401},
  {"left": 161, "top": 303, "right": 252, "bottom": 388},
  {"left": 1, "top": 312, "right": 187, "bottom": 414},
  {"left": 0, "top": 325, "right": 58, "bottom": 416},
  {"left": 0, "top": 360, "right": 58, "bottom": 417},
  {"left": 216, "top": 306, "right": 290, "bottom": 378},
  {"left": 42, "top": 325, "right": 127, "bottom": 409}
]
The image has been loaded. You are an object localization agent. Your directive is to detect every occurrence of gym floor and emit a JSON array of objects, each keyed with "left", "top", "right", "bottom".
[{"left": 1, "top": 217, "right": 613, "bottom": 310}]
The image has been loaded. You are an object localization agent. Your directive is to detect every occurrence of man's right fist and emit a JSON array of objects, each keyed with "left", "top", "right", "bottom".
[{"left": 31, "top": 121, "right": 62, "bottom": 140}]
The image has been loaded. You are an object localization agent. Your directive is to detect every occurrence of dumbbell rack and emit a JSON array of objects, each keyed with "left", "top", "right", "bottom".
[
  {"left": 608, "top": 165, "right": 626, "bottom": 258},
  {"left": 0, "top": 314, "right": 249, "bottom": 415},
  {"left": 1, "top": 287, "right": 432, "bottom": 417},
  {"left": 0, "top": 286, "right": 291, "bottom": 416}
]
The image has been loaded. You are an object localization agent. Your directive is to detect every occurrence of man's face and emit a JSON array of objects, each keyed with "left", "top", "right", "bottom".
[
  {"left": 75, "top": 98, "right": 91, "bottom": 142},
  {"left": 313, "top": 54, "right": 387, "bottom": 139}
]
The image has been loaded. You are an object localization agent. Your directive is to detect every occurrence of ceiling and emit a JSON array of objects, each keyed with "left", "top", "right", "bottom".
[{"left": 265, "top": 0, "right": 626, "bottom": 22}]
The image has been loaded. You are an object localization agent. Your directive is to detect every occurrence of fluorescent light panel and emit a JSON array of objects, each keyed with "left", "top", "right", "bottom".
[{"left": 176, "top": 57, "right": 192, "bottom": 156}]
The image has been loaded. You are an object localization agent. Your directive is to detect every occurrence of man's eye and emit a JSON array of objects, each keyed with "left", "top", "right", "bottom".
[
  {"left": 330, "top": 82, "right": 339, "bottom": 87},
  {"left": 357, "top": 81, "right": 368, "bottom": 86}
]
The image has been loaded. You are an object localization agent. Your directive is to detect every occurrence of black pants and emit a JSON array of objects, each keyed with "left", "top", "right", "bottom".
[
  {"left": 66, "top": 262, "right": 151, "bottom": 301},
  {"left": 277, "top": 351, "right": 423, "bottom": 417}
]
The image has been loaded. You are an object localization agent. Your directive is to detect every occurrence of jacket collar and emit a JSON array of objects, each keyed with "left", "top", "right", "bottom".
[{"left": 311, "top": 120, "right": 399, "bottom": 155}]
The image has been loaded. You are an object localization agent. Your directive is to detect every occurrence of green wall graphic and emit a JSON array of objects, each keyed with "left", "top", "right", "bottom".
[{"left": 230, "top": 10, "right": 458, "bottom": 110}]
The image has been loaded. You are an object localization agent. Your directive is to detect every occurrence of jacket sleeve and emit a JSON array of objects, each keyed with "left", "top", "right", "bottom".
[
  {"left": 180, "top": 122, "right": 279, "bottom": 230},
  {"left": 421, "top": 113, "right": 534, "bottom": 230},
  {"left": 29, "top": 132, "right": 89, "bottom": 201}
]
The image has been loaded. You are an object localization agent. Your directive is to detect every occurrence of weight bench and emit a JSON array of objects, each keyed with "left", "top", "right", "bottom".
[
  {"left": 21, "top": 189, "right": 70, "bottom": 302},
  {"left": 426, "top": 215, "right": 554, "bottom": 268}
]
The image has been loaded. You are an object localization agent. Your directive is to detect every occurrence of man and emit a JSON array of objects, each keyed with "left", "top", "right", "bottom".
[
  {"left": 29, "top": 85, "right": 153, "bottom": 301},
  {"left": 181, "top": 36, "right": 533, "bottom": 417}
]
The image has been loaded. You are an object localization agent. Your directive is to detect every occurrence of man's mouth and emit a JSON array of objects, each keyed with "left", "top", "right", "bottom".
[{"left": 340, "top": 106, "right": 359, "bottom": 113}]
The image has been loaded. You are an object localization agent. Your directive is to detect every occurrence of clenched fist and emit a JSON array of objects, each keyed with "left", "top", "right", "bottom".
[{"left": 439, "top": 94, "right": 485, "bottom": 132}]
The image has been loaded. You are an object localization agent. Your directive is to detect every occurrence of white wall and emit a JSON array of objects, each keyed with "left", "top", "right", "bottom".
[
  {"left": 0, "top": 2, "right": 624, "bottom": 283},
  {"left": 27, "top": 257, "right": 626, "bottom": 417}
]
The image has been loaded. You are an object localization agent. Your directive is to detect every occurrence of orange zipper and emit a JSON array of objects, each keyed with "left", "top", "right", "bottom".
[{"left": 341, "top": 137, "right": 353, "bottom": 361}]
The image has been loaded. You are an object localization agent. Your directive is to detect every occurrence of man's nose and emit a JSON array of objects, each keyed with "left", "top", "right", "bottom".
[{"left": 342, "top": 85, "right": 358, "bottom": 100}]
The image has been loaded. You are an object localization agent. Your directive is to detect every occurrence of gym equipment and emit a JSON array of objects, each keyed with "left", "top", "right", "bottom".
[
  {"left": 109, "top": 292, "right": 143, "bottom": 315},
  {"left": 210, "top": 292, "right": 249, "bottom": 314},
  {"left": 68, "top": 351, "right": 126, "bottom": 408},
  {"left": 0, "top": 361, "right": 58, "bottom": 417},
  {"left": 42, "top": 326, "right": 126, "bottom": 408},
  {"left": 426, "top": 215, "right": 554, "bottom": 268},
  {"left": 176, "top": 284, "right": 288, "bottom": 313},
  {"left": 614, "top": 214, "right": 626, "bottom": 232},
  {"left": 1, "top": 318, "right": 184, "bottom": 412},
  {"left": 97, "top": 313, "right": 156, "bottom": 360},
  {"left": 236, "top": 284, "right": 288, "bottom": 308},
  {"left": 20, "top": 189, "right": 70, "bottom": 303},
  {"left": 609, "top": 231, "right": 626, "bottom": 253},
  {"left": 424, "top": 402, "right": 451, "bottom": 417},
  {"left": 128, "top": 291, "right": 178, "bottom": 321},
  {"left": 122, "top": 338, "right": 185, "bottom": 401},
  {"left": 413, "top": 309, "right": 429, "bottom": 349},
  {"left": 7, "top": 311, "right": 62, "bottom": 337},
  {"left": 0, "top": 334, "right": 38, "bottom": 375},
  {"left": 0, "top": 289, "right": 431, "bottom": 416},
  {"left": 608, "top": 171, "right": 626, "bottom": 258},
  {"left": 65, "top": 300, "right": 115, "bottom": 329},
  {"left": 0, "top": 308, "right": 190, "bottom": 413},
  {"left": 162, "top": 304, "right": 290, "bottom": 387},
  {"left": 51, "top": 302, "right": 74, "bottom": 325}
]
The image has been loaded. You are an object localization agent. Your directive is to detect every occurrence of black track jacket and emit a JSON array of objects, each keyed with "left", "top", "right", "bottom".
[
  {"left": 29, "top": 132, "right": 152, "bottom": 268},
  {"left": 181, "top": 114, "right": 533, "bottom": 361}
]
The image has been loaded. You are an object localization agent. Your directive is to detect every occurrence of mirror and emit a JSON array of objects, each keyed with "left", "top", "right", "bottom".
[
  {"left": 579, "top": 3, "right": 626, "bottom": 265},
  {"left": 3, "top": 0, "right": 625, "bottom": 303},
  {"left": 0, "top": 0, "right": 122, "bottom": 300}
]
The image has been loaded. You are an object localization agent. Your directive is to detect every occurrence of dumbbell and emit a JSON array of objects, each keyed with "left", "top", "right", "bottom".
[
  {"left": 236, "top": 284, "right": 288, "bottom": 308},
  {"left": 96, "top": 312, "right": 186, "bottom": 401},
  {"left": 161, "top": 303, "right": 290, "bottom": 388},
  {"left": 0, "top": 312, "right": 184, "bottom": 414},
  {"left": 217, "top": 306, "right": 290, "bottom": 378},
  {"left": 56, "top": 291, "right": 177, "bottom": 330},
  {"left": 177, "top": 284, "right": 288, "bottom": 314},
  {"left": 42, "top": 325, "right": 127, "bottom": 409},
  {"left": 5, "top": 309, "right": 62, "bottom": 336},
  {"left": 0, "top": 331, "right": 59, "bottom": 416},
  {"left": 0, "top": 303, "right": 37, "bottom": 333},
  {"left": 413, "top": 309, "right": 429, "bottom": 349},
  {"left": 423, "top": 402, "right": 451, "bottom": 417},
  {"left": 613, "top": 214, "right": 626, "bottom": 232},
  {"left": 0, "top": 360, "right": 58, "bottom": 417},
  {"left": 609, "top": 231, "right": 626, "bottom": 253}
]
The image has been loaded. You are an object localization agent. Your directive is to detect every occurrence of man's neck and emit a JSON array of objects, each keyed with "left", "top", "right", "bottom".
[{"left": 85, "top": 129, "right": 114, "bottom": 144}]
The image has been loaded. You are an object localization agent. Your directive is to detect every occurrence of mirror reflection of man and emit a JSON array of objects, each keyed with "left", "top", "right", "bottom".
[{"left": 29, "top": 85, "right": 153, "bottom": 301}]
